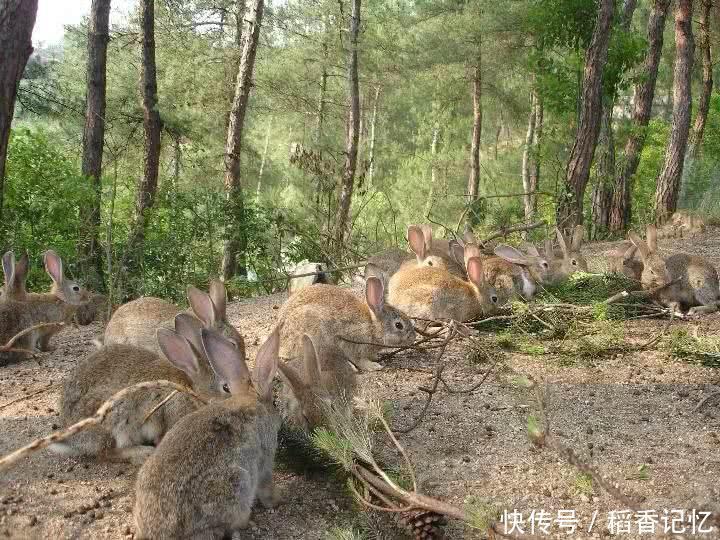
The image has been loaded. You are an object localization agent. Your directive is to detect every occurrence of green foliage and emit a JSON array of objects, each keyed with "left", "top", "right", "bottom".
[
  {"left": 665, "top": 328, "right": 720, "bottom": 368},
  {"left": 573, "top": 473, "right": 594, "bottom": 496},
  {"left": 464, "top": 496, "right": 500, "bottom": 531},
  {"left": 3, "top": 127, "right": 93, "bottom": 291}
]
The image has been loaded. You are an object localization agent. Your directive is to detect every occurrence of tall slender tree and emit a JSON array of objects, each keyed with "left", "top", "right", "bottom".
[
  {"left": 654, "top": 0, "right": 694, "bottom": 221},
  {"left": 466, "top": 46, "right": 482, "bottom": 233},
  {"left": 81, "top": 0, "right": 112, "bottom": 290},
  {"left": 0, "top": 0, "right": 39, "bottom": 225},
  {"left": 609, "top": 0, "right": 671, "bottom": 231},
  {"left": 334, "top": 0, "right": 361, "bottom": 247},
  {"left": 220, "top": 0, "right": 264, "bottom": 281},
  {"left": 556, "top": 0, "right": 614, "bottom": 229},
  {"left": 688, "top": 0, "right": 713, "bottom": 158},
  {"left": 126, "top": 0, "right": 163, "bottom": 274}
]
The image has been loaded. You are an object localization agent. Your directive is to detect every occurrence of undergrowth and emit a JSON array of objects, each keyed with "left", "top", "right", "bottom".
[{"left": 665, "top": 329, "right": 720, "bottom": 368}]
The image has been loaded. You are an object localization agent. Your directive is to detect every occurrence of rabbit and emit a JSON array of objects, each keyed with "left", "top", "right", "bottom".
[
  {"left": 482, "top": 244, "right": 552, "bottom": 301},
  {"left": 629, "top": 225, "right": 720, "bottom": 314},
  {"left": 133, "top": 327, "right": 281, "bottom": 540},
  {"left": 49, "top": 313, "right": 240, "bottom": 464},
  {"left": 277, "top": 333, "right": 357, "bottom": 433},
  {"left": 608, "top": 241, "right": 644, "bottom": 281},
  {"left": 387, "top": 243, "right": 500, "bottom": 322},
  {"left": 73, "top": 292, "right": 111, "bottom": 325},
  {"left": 104, "top": 279, "right": 245, "bottom": 359},
  {"left": 542, "top": 226, "right": 589, "bottom": 284},
  {"left": 1, "top": 250, "right": 29, "bottom": 303},
  {"left": 365, "top": 224, "right": 464, "bottom": 282},
  {"left": 288, "top": 261, "right": 333, "bottom": 295},
  {"left": 277, "top": 276, "right": 415, "bottom": 372},
  {"left": 0, "top": 250, "right": 89, "bottom": 364}
]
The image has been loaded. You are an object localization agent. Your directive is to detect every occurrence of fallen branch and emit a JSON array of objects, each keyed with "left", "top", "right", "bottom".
[
  {"left": 693, "top": 389, "right": 720, "bottom": 413},
  {"left": 0, "top": 380, "right": 207, "bottom": 472},
  {"left": 0, "top": 383, "right": 56, "bottom": 412}
]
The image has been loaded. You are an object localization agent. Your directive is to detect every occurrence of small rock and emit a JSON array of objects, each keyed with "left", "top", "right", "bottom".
[
  {"left": 640, "top": 416, "right": 650, "bottom": 422},
  {"left": 586, "top": 426, "right": 594, "bottom": 435}
]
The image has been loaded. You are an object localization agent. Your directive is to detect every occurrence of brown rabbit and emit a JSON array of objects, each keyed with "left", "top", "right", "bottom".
[
  {"left": 543, "top": 226, "right": 589, "bottom": 284},
  {"left": 133, "top": 327, "right": 281, "bottom": 539},
  {"left": 483, "top": 244, "right": 552, "bottom": 301},
  {"left": 365, "top": 224, "right": 464, "bottom": 282},
  {"left": 1, "top": 250, "right": 29, "bottom": 302},
  {"left": 388, "top": 243, "right": 500, "bottom": 322},
  {"left": 277, "top": 277, "right": 415, "bottom": 372},
  {"left": 104, "top": 279, "right": 245, "bottom": 358},
  {"left": 50, "top": 313, "right": 240, "bottom": 464},
  {"left": 608, "top": 241, "right": 644, "bottom": 281},
  {"left": 0, "top": 250, "right": 88, "bottom": 364},
  {"left": 629, "top": 225, "right": 720, "bottom": 314},
  {"left": 277, "top": 334, "right": 357, "bottom": 433}
]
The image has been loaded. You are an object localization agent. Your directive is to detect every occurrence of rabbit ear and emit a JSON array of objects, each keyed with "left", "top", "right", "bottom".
[
  {"left": 43, "top": 250, "right": 64, "bottom": 285},
  {"left": 646, "top": 225, "right": 658, "bottom": 252},
  {"left": 463, "top": 230, "right": 477, "bottom": 245},
  {"left": 277, "top": 362, "right": 306, "bottom": 397},
  {"left": 407, "top": 225, "right": 426, "bottom": 261},
  {"left": 187, "top": 286, "right": 216, "bottom": 327},
  {"left": 364, "top": 263, "right": 387, "bottom": 285},
  {"left": 419, "top": 224, "right": 433, "bottom": 251},
  {"left": 208, "top": 279, "right": 227, "bottom": 320},
  {"left": 628, "top": 231, "right": 650, "bottom": 260},
  {"left": 544, "top": 239, "right": 555, "bottom": 261},
  {"left": 253, "top": 327, "right": 280, "bottom": 400},
  {"left": 302, "top": 334, "right": 322, "bottom": 384},
  {"left": 2, "top": 251, "right": 15, "bottom": 284},
  {"left": 571, "top": 225, "right": 585, "bottom": 251},
  {"left": 449, "top": 240, "right": 465, "bottom": 267},
  {"left": 174, "top": 313, "right": 205, "bottom": 356},
  {"left": 157, "top": 328, "right": 201, "bottom": 376},
  {"left": 622, "top": 243, "right": 638, "bottom": 260},
  {"left": 14, "top": 253, "right": 29, "bottom": 283},
  {"left": 202, "top": 328, "right": 252, "bottom": 393},
  {"left": 466, "top": 257, "right": 485, "bottom": 288},
  {"left": 494, "top": 245, "right": 529, "bottom": 266},
  {"left": 365, "top": 277, "right": 385, "bottom": 314},
  {"left": 555, "top": 228, "right": 569, "bottom": 256},
  {"left": 463, "top": 243, "right": 482, "bottom": 269},
  {"left": 524, "top": 243, "right": 540, "bottom": 258}
]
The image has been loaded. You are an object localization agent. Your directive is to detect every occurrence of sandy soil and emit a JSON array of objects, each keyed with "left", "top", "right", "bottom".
[{"left": 1, "top": 231, "right": 719, "bottom": 539}]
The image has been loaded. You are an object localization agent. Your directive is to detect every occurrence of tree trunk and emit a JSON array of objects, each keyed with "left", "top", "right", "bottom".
[
  {"left": 689, "top": 0, "right": 712, "bottom": 158},
  {"left": 590, "top": 103, "right": 615, "bottom": 238},
  {"left": 465, "top": 48, "right": 482, "bottom": 233},
  {"left": 610, "top": 0, "right": 671, "bottom": 231},
  {"left": 334, "top": 0, "right": 361, "bottom": 247},
  {"left": 220, "top": 0, "right": 264, "bottom": 281},
  {"left": 556, "top": 0, "right": 614, "bottom": 230},
  {"left": 126, "top": 0, "right": 162, "bottom": 273},
  {"left": 521, "top": 91, "right": 537, "bottom": 227},
  {"left": 256, "top": 118, "right": 271, "bottom": 199},
  {"left": 367, "top": 85, "right": 380, "bottom": 187},
  {"left": 529, "top": 91, "right": 543, "bottom": 217},
  {"left": 0, "top": 0, "right": 39, "bottom": 226},
  {"left": 424, "top": 121, "right": 440, "bottom": 218},
  {"left": 654, "top": 0, "right": 694, "bottom": 222},
  {"left": 80, "top": 0, "right": 111, "bottom": 291}
]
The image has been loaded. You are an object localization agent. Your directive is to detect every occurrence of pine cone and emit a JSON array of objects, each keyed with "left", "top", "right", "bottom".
[{"left": 398, "top": 510, "right": 447, "bottom": 540}]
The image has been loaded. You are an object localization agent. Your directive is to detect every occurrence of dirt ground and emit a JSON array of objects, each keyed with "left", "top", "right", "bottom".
[{"left": 1, "top": 230, "right": 720, "bottom": 539}]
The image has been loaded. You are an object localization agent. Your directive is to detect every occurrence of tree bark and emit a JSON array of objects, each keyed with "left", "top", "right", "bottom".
[
  {"left": 220, "top": 0, "right": 264, "bottom": 281},
  {"left": 81, "top": 0, "right": 111, "bottom": 291},
  {"left": 256, "top": 118, "right": 271, "bottom": 199},
  {"left": 126, "top": 0, "right": 163, "bottom": 271},
  {"left": 610, "top": 0, "right": 671, "bottom": 231},
  {"left": 424, "top": 121, "right": 440, "bottom": 218},
  {"left": 0, "top": 0, "right": 39, "bottom": 226},
  {"left": 556, "top": 0, "right": 614, "bottom": 230},
  {"left": 654, "top": 0, "right": 694, "bottom": 222},
  {"left": 367, "top": 85, "right": 380, "bottom": 187},
  {"left": 522, "top": 90, "right": 537, "bottom": 227},
  {"left": 529, "top": 90, "right": 543, "bottom": 216},
  {"left": 334, "top": 0, "right": 361, "bottom": 247},
  {"left": 465, "top": 48, "right": 482, "bottom": 233},
  {"left": 689, "top": 0, "right": 712, "bottom": 158},
  {"left": 590, "top": 102, "right": 615, "bottom": 238}
]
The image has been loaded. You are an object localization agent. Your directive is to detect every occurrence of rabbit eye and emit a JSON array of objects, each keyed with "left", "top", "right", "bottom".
[
  {"left": 72, "top": 285, "right": 80, "bottom": 292},
  {"left": 395, "top": 321, "right": 403, "bottom": 330},
  {"left": 571, "top": 260, "right": 578, "bottom": 266},
  {"left": 222, "top": 383, "right": 230, "bottom": 393},
  {"left": 650, "top": 269, "right": 655, "bottom": 275},
  {"left": 541, "top": 262, "right": 549, "bottom": 269},
  {"left": 491, "top": 295, "right": 498, "bottom": 303},
  {"left": 427, "top": 260, "right": 433, "bottom": 266}
]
